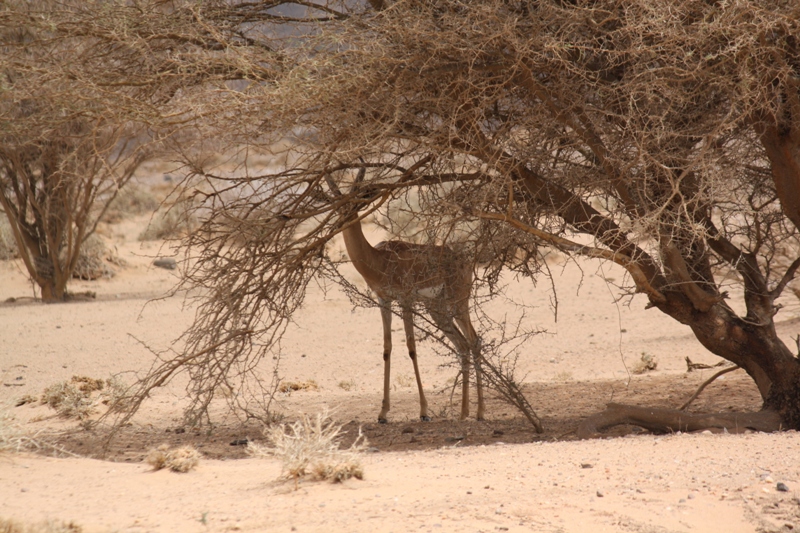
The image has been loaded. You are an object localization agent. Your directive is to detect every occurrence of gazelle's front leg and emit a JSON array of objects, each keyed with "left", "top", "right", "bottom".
[
  {"left": 402, "top": 307, "right": 430, "bottom": 421},
  {"left": 378, "top": 298, "right": 392, "bottom": 424}
]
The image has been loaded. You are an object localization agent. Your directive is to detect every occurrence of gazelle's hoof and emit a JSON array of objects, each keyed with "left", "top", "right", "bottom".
[
  {"left": 420, "top": 416, "right": 431, "bottom": 422},
  {"left": 378, "top": 417, "right": 388, "bottom": 424}
]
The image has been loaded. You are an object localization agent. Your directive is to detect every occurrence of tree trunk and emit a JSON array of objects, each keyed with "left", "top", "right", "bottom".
[{"left": 756, "top": 123, "right": 800, "bottom": 233}]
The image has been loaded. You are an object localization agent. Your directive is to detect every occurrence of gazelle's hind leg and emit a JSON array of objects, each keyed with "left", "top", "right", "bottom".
[
  {"left": 430, "top": 310, "right": 472, "bottom": 420},
  {"left": 454, "top": 310, "right": 485, "bottom": 421},
  {"left": 402, "top": 307, "right": 430, "bottom": 421},
  {"left": 378, "top": 298, "right": 393, "bottom": 423}
]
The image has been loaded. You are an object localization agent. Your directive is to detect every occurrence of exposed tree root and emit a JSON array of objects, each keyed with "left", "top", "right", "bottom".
[{"left": 576, "top": 403, "right": 783, "bottom": 439}]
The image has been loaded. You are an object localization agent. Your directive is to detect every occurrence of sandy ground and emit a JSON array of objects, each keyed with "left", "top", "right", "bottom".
[{"left": 2, "top": 175, "right": 800, "bottom": 532}]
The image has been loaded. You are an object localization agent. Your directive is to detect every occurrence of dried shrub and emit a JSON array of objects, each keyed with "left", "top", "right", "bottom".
[
  {"left": 278, "top": 380, "right": 319, "bottom": 393},
  {"left": 40, "top": 375, "right": 124, "bottom": 421},
  {"left": 101, "top": 185, "right": 160, "bottom": 223},
  {"left": 0, "top": 218, "right": 18, "bottom": 260},
  {"left": 41, "top": 381, "right": 95, "bottom": 420},
  {"left": 71, "top": 235, "right": 116, "bottom": 280},
  {"left": 0, "top": 408, "right": 26, "bottom": 454},
  {"left": 0, "top": 518, "right": 83, "bottom": 533},
  {"left": 145, "top": 444, "right": 201, "bottom": 473},
  {"left": 247, "top": 412, "right": 367, "bottom": 485},
  {"left": 632, "top": 353, "right": 658, "bottom": 375},
  {"left": 138, "top": 201, "right": 197, "bottom": 241}
]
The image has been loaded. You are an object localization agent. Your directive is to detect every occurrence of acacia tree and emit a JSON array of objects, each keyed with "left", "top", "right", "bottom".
[
  {"left": 42, "top": 0, "right": 800, "bottom": 431},
  {"left": 0, "top": 2, "right": 152, "bottom": 301}
]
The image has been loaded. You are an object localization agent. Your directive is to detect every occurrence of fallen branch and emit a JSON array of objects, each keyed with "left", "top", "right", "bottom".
[{"left": 576, "top": 403, "right": 782, "bottom": 439}]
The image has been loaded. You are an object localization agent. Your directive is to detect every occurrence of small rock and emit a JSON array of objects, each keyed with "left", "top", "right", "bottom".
[
  {"left": 596, "top": 490, "right": 604, "bottom": 498},
  {"left": 778, "top": 482, "right": 790, "bottom": 492},
  {"left": 229, "top": 438, "right": 250, "bottom": 446},
  {"left": 688, "top": 493, "right": 695, "bottom": 499},
  {"left": 581, "top": 463, "right": 593, "bottom": 469},
  {"left": 153, "top": 257, "right": 177, "bottom": 270},
  {"left": 367, "top": 447, "right": 380, "bottom": 453},
  {"left": 401, "top": 426, "right": 414, "bottom": 434},
  {"left": 445, "top": 435, "right": 465, "bottom": 443},
  {"left": 492, "top": 429, "right": 505, "bottom": 437},
  {"left": 174, "top": 427, "right": 186, "bottom": 434}
]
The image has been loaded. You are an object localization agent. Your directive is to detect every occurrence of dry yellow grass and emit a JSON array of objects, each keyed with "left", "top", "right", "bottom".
[
  {"left": 145, "top": 444, "right": 201, "bottom": 473},
  {"left": 278, "top": 380, "right": 319, "bottom": 393},
  {"left": 248, "top": 412, "right": 367, "bottom": 486},
  {"left": 0, "top": 518, "right": 82, "bottom": 533}
]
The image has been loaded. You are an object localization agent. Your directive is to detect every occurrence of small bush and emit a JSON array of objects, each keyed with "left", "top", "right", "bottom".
[
  {"left": 632, "top": 353, "right": 658, "bottom": 375},
  {"left": 102, "top": 185, "right": 160, "bottom": 223},
  {"left": 41, "top": 381, "right": 95, "bottom": 420},
  {"left": 278, "top": 380, "right": 319, "bottom": 393},
  {"left": 71, "top": 235, "right": 116, "bottom": 280},
  {"left": 0, "top": 408, "right": 26, "bottom": 454},
  {"left": 138, "top": 201, "right": 197, "bottom": 241},
  {"left": 0, "top": 518, "right": 83, "bottom": 533},
  {"left": 145, "top": 444, "right": 201, "bottom": 473},
  {"left": 247, "top": 412, "right": 367, "bottom": 485},
  {"left": 0, "top": 218, "right": 18, "bottom": 260},
  {"left": 40, "top": 375, "right": 124, "bottom": 420},
  {"left": 338, "top": 380, "right": 356, "bottom": 391}
]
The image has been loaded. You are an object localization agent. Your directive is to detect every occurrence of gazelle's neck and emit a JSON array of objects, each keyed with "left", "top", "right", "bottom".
[{"left": 342, "top": 216, "right": 384, "bottom": 282}]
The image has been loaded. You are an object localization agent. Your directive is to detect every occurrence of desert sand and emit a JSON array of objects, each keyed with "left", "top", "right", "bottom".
[{"left": 1, "top": 174, "right": 800, "bottom": 532}]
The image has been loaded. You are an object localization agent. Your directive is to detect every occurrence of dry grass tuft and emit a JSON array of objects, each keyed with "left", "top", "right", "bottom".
[
  {"left": 0, "top": 408, "right": 27, "bottom": 454},
  {"left": 278, "top": 380, "right": 319, "bottom": 393},
  {"left": 632, "top": 353, "right": 658, "bottom": 375},
  {"left": 40, "top": 375, "right": 129, "bottom": 421},
  {"left": 102, "top": 185, "right": 160, "bottom": 223},
  {"left": 71, "top": 235, "right": 116, "bottom": 280},
  {"left": 247, "top": 411, "right": 367, "bottom": 485},
  {"left": 41, "top": 380, "right": 96, "bottom": 420},
  {"left": 138, "top": 201, "right": 197, "bottom": 241},
  {"left": 145, "top": 444, "right": 201, "bottom": 473},
  {"left": 337, "top": 380, "right": 356, "bottom": 391},
  {"left": 0, "top": 218, "right": 18, "bottom": 260},
  {"left": 0, "top": 518, "right": 83, "bottom": 533}
]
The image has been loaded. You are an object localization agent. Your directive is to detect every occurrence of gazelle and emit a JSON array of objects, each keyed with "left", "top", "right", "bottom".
[{"left": 340, "top": 171, "right": 485, "bottom": 423}]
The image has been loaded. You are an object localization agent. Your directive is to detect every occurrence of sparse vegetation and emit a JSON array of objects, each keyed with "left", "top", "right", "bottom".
[
  {"left": 0, "top": 218, "right": 17, "bottom": 260},
  {"left": 278, "top": 380, "right": 319, "bottom": 394},
  {"left": 248, "top": 412, "right": 367, "bottom": 485},
  {"left": 145, "top": 444, "right": 201, "bottom": 473},
  {"left": 137, "top": 201, "right": 197, "bottom": 241},
  {"left": 0, "top": 518, "right": 83, "bottom": 533},
  {"left": 40, "top": 376, "right": 129, "bottom": 421},
  {"left": 337, "top": 380, "right": 356, "bottom": 392},
  {"left": 632, "top": 353, "right": 658, "bottom": 375},
  {"left": 101, "top": 185, "right": 160, "bottom": 224}
]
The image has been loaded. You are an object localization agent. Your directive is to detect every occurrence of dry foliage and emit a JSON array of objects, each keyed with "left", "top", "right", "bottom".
[
  {"left": 145, "top": 444, "right": 201, "bottom": 473},
  {"left": 248, "top": 412, "right": 367, "bottom": 485},
  {"left": 0, "top": 518, "right": 83, "bottom": 533},
  {"left": 19, "top": 0, "right": 800, "bottom": 431},
  {"left": 277, "top": 380, "right": 319, "bottom": 393},
  {"left": 41, "top": 376, "right": 130, "bottom": 422}
]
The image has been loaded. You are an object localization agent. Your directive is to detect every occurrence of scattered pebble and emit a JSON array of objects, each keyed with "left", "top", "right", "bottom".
[
  {"left": 492, "top": 429, "right": 504, "bottom": 437},
  {"left": 445, "top": 435, "right": 465, "bottom": 443},
  {"left": 777, "top": 482, "right": 790, "bottom": 492},
  {"left": 367, "top": 447, "right": 380, "bottom": 453},
  {"left": 401, "top": 426, "right": 414, "bottom": 434},
  {"left": 596, "top": 490, "right": 604, "bottom": 497},
  {"left": 229, "top": 439, "right": 250, "bottom": 446},
  {"left": 581, "top": 463, "right": 593, "bottom": 469}
]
